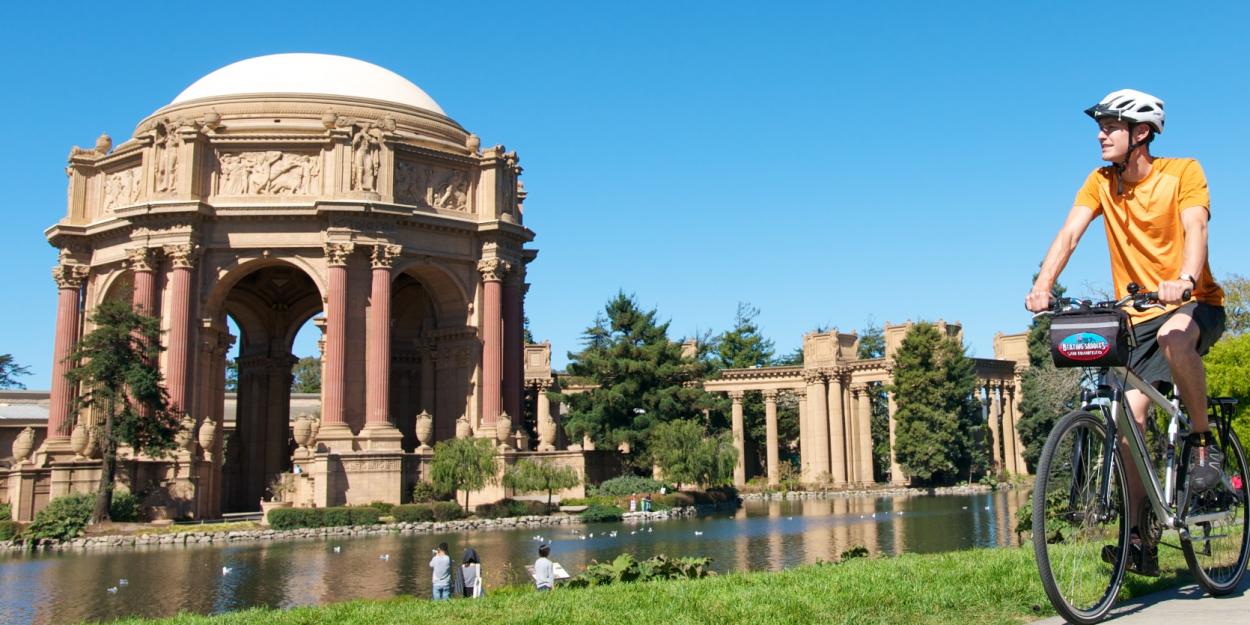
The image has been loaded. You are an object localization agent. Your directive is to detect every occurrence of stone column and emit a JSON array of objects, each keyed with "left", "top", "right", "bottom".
[
  {"left": 730, "top": 391, "right": 746, "bottom": 487},
  {"left": 502, "top": 274, "right": 525, "bottom": 425},
  {"left": 804, "top": 371, "right": 830, "bottom": 483},
  {"left": 127, "top": 247, "right": 158, "bottom": 314},
  {"left": 887, "top": 387, "right": 905, "bottom": 485},
  {"left": 44, "top": 262, "right": 88, "bottom": 454},
  {"left": 854, "top": 384, "right": 874, "bottom": 484},
  {"left": 763, "top": 390, "right": 779, "bottom": 488},
  {"left": 163, "top": 244, "right": 196, "bottom": 413},
  {"left": 995, "top": 384, "right": 1015, "bottom": 475},
  {"left": 827, "top": 371, "right": 847, "bottom": 485},
  {"left": 794, "top": 387, "right": 807, "bottom": 478},
  {"left": 319, "top": 242, "right": 355, "bottom": 447},
  {"left": 1008, "top": 380, "right": 1027, "bottom": 475},
  {"left": 362, "top": 244, "right": 403, "bottom": 449},
  {"left": 477, "top": 258, "right": 509, "bottom": 429},
  {"left": 987, "top": 383, "right": 1003, "bottom": 473}
]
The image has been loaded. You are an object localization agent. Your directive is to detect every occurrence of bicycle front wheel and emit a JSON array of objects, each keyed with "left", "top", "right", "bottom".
[
  {"left": 1182, "top": 427, "right": 1250, "bottom": 595},
  {"left": 1033, "top": 410, "right": 1129, "bottom": 625}
]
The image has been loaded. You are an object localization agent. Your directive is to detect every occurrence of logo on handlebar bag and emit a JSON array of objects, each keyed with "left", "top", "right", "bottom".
[{"left": 1057, "top": 332, "right": 1111, "bottom": 361}]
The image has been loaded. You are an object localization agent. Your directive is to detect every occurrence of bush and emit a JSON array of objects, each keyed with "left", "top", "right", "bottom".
[
  {"left": 321, "top": 507, "right": 352, "bottom": 527},
  {"left": 0, "top": 520, "right": 22, "bottom": 542},
  {"left": 367, "top": 501, "right": 394, "bottom": 515},
  {"left": 431, "top": 501, "right": 466, "bottom": 521},
  {"left": 392, "top": 504, "right": 435, "bottom": 523},
  {"left": 110, "top": 490, "right": 142, "bottom": 522},
  {"left": 475, "top": 499, "right": 551, "bottom": 519},
  {"left": 267, "top": 507, "right": 313, "bottom": 530},
  {"left": 27, "top": 493, "right": 94, "bottom": 541},
  {"left": 589, "top": 475, "right": 669, "bottom": 497},
  {"left": 411, "top": 481, "right": 449, "bottom": 504},
  {"left": 580, "top": 504, "right": 625, "bottom": 523},
  {"left": 0, "top": 503, "right": 11, "bottom": 520},
  {"left": 565, "top": 553, "right": 713, "bottom": 588},
  {"left": 350, "top": 506, "right": 381, "bottom": 525},
  {"left": 559, "top": 496, "right": 615, "bottom": 507},
  {"left": 267, "top": 506, "right": 381, "bottom": 530}
]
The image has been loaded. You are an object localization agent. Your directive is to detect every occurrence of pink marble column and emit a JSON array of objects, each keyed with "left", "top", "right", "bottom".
[
  {"left": 363, "top": 245, "right": 402, "bottom": 449},
  {"left": 502, "top": 276, "right": 523, "bottom": 424},
  {"left": 320, "top": 242, "right": 355, "bottom": 444},
  {"left": 46, "top": 262, "right": 88, "bottom": 445},
  {"left": 127, "top": 248, "right": 157, "bottom": 314},
  {"left": 163, "top": 244, "right": 196, "bottom": 413},
  {"left": 477, "top": 258, "right": 509, "bottom": 429}
]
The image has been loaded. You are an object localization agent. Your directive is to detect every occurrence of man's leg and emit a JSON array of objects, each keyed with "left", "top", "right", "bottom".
[{"left": 1157, "top": 310, "right": 1209, "bottom": 431}]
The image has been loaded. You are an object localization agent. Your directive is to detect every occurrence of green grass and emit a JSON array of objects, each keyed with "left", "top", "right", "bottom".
[{"left": 96, "top": 545, "right": 1202, "bottom": 625}]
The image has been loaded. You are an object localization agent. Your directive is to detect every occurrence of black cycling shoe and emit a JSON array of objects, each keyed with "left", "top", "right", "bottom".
[
  {"left": 1101, "top": 529, "right": 1160, "bottom": 577},
  {"left": 1187, "top": 432, "right": 1226, "bottom": 493}
]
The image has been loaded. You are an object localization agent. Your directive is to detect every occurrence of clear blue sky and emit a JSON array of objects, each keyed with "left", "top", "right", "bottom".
[{"left": 2, "top": 2, "right": 1248, "bottom": 388}]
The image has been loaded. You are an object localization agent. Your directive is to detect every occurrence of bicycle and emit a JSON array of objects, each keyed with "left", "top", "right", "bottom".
[{"left": 1031, "top": 285, "right": 1249, "bottom": 624}]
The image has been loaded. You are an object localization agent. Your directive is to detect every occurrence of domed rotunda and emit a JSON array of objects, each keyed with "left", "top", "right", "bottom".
[{"left": 27, "top": 54, "right": 573, "bottom": 518}]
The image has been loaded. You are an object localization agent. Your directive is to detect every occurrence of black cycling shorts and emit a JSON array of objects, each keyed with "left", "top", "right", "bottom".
[{"left": 1127, "top": 302, "right": 1226, "bottom": 387}]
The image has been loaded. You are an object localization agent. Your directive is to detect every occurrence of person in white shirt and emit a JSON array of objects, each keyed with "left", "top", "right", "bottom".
[{"left": 533, "top": 544, "right": 554, "bottom": 591}]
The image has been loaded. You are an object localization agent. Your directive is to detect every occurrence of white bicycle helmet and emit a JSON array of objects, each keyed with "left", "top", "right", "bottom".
[{"left": 1085, "top": 89, "right": 1165, "bottom": 133}]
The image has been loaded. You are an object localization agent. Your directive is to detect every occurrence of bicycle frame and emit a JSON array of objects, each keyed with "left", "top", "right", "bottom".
[{"left": 1089, "top": 366, "right": 1229, "bottom": 530}]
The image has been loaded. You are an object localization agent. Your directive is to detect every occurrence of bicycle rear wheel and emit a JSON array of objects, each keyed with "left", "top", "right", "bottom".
[
  {"left": 1034, "top": 410, "right": 1129, "bottom": 625},
  {"left": 1181, "top": 428, "right": 1250, "bottom": 595}
]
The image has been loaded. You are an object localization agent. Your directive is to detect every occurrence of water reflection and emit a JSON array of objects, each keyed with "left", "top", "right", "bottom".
[{"left": 0, "top": 490, "right": 1027, "bottom": 625}]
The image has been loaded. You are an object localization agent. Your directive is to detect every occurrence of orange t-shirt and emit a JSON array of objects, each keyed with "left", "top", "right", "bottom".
[{"left": 1074, "top": 157, "right": 1225, "bottom": 321}]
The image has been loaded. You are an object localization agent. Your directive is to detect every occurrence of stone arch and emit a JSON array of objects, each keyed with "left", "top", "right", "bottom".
[
  {"left": 391, "top": 258, "right": 470, "bottom": 328},
  {"left": 207, "top": 258, "right": 323, "bottom": 512}
]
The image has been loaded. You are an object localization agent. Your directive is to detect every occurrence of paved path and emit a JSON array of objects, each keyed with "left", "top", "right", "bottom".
[{"left": 1030, "top": 578, "right": 1250, "bottom": 624}]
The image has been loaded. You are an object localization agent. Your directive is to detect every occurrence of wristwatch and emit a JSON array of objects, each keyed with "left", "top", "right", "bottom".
[{"left": 1179, "top": 273, "right": 1197, "bottom": 288}]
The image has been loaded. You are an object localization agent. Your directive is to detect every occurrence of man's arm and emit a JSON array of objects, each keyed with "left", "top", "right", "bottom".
[
  {"left": 1026, "top": 205, "right": 1098, "bottom": 312},
  {"left": 1157, "top": 206, "right": 1210, "bottom": 304}
]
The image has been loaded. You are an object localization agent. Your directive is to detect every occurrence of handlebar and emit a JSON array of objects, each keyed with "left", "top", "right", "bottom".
[{"left": 1037, "top": 282, "right": 1191, "bottom": 317}]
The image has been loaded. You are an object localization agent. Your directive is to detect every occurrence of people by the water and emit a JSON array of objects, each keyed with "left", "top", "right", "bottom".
[
  {"left": 458, "top": 547, "right": 484, "bottom": 598},
  {"left": 533, "top": 544, "right": 554, "bottom": 591},
  {"left": 429, "top": 542, "right": 452, "bottom": 600}
]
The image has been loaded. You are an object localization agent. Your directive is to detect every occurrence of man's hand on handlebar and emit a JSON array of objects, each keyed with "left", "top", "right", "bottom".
[
  {"left": 1157, "top": 279, "right": 1193, "bottom": 305},
  {"left": 1025, "top": 288, "right": 1054, "bottom": 313}
]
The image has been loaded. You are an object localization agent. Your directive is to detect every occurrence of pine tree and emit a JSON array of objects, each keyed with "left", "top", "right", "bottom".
[
  {"left": 559, "top": 292, "right": 713, "bottom": 468},
  {"left": 887, "top": 322, "right": 984, "bottom": 485},
  {"left": 0, "top": 354, "right": 32, "bottom": 389},
  {"left": 708, "top": 303, "right": 776, "bottom": 478},
  {"left": 66, "top": 300, "right": 180, "bottom": 523},
  {"left": 290, "top": 356, "right": 321, "bottom": 393}
]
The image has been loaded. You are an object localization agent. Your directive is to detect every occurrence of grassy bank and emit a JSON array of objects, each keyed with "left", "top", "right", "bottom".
[{"left": 100, "top": 545, "right": 1196, "bottom": 625}]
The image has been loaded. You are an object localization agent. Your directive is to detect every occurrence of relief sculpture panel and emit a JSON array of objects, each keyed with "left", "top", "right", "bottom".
[
  {"left": 103, "top": 167, "right": 142, "bottom": 211},
  {"left": 216, "top": 151, "right": 322, "bottom": 196},
  {"left": 395, "top": 160, "right": 470, "bottom": 212}
]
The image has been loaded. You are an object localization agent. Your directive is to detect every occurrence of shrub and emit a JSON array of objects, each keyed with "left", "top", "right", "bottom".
[
  {"left": 580, "top": 504, "right": 624, "bottom": 523},
  {"left": 350, "top": 506, "right": 381, "bottom": 525},
  {"left": 0, "top": 503, "right": 11, "bottom": 520},
  {"left": 431, "top": 501, "right": 466, "bottom": 521},
  {"left": 589, "top": 475, "right": 669, "bottom": 497},
  {"left": 475, "top": 498, "right": 551, "bottom": 519},
  {"left": 559, "top": 496, "right": 614, "bottom": 507},
  {"left": 392, "top": 504, "right": 435, "bottom": 523},
  {"left": 367, "top": 501, "right": 394, "bottom": 515},
  {"left": 565, "top": 553, "right": 713, "bottom": 588},
  {"left": 0, "top": 520, "right": 22, "bottom": 542},
  {"left": 840, "top": 545, "right": 870, "bottom": 561},
  {"left": 321, "top": 507, "right": 352, "bottom": 527},
  {"left": 109, "top": 490, "right": 142, "bottom": 522},
  {"left": 411, "top": 481, "right": 449, "bottom": 504},
  {"left": 654, "top": 492, "right": 695, "bottom": 508},
  {"left": 267, "top": 507, "right": 312, "bottom": 530},
  {"left": 26, "top": 493, "right": 95, "bottom": 541}
]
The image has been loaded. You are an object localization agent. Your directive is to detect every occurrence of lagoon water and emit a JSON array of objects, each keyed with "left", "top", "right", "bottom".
[{"left": 0, "top": 490, "right": 1027, "bottom": 625}]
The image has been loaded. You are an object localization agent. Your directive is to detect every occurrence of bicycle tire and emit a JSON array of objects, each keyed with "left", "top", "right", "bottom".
[
  {"left": 1181, "top": 427, "right": 1250, "bottom": 595},
  {"left": 1034, "top": 410, "right": 1130, "bottom": 625}
]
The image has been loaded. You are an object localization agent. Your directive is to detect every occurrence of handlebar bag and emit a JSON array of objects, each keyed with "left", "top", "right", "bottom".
[{"left": 1049, "top": 310, "right": 1131, "bottom": 368}]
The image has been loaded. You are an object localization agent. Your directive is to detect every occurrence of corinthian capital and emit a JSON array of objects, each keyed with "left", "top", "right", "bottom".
[
  {"left": 476, "top": 258, "right": 511, "bottom": 282},
  {"left": 126, "top": 247, "right": 157, "bottom": 273},
  {"left": 803, "top": 370, "right": 826, "bottom": 385},
  {"left": 371, "top": 243, "right": 402, "bottom": 269},
  {"left": 728, "top": 390, "right": 745, "bottom": 402},
  {"left": 324, "top": 242, "right": 356, "bottom": 267},
  {"left": 51, "top": 263, "right": 88, "bottom": 289},
  {"left": 163, "top": 244, "right": 198, "bottom": 269}
]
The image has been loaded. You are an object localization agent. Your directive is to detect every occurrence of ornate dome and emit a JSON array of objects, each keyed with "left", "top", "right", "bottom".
[{"left": 169, "top": 53, "right": 446, "bottom": 116}]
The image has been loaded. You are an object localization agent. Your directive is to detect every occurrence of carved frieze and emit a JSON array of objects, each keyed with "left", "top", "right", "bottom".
[
  {"left": 103, "top": 167, "right": 142, "bottom": 211},
  {"left": 350, "top": 122, "right": 387, "bottom": 192},
  {"left": 216, "top": 151, "right": 322, "bottom": 196},
  {"left": 395, "top": 160, "right": 470, "bottom": 212}
]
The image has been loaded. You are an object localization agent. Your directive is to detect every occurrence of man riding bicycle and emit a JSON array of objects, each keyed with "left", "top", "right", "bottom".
[{"left": 1024, "top": 89, "right": 1228, "bottom": 575}]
